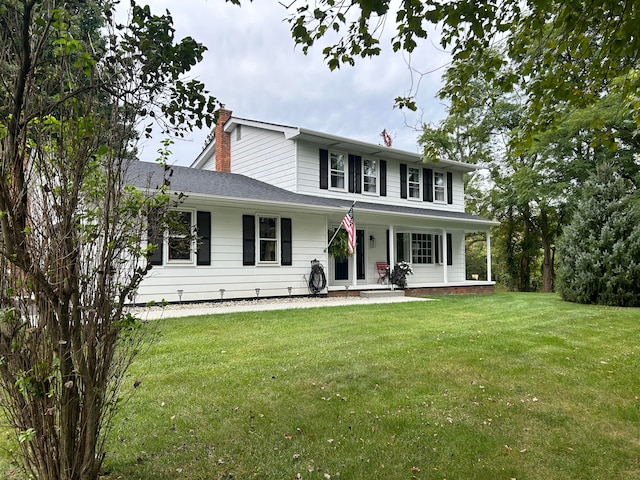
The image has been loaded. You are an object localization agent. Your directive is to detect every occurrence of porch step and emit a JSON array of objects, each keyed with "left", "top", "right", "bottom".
[{"left": 360, "top": 290, "right": 405, "bottom": 298}]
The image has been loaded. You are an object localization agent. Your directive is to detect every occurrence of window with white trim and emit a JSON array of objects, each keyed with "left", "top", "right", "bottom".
[
  {"left": 396, "top": 231, "right": 444, "bottom": 265},
  {"left": 434, "top": 171, "right": 446, "bottom": 202},
  {"left": 147, "top": 209, "right": 212, "bottom": 266},
  {"left": 408, "top": 167, "right": 421, "bottom": 199},
  {"left": 258, "top": 216, "right": 278, "bottom": 263},
  {"left": 167, "top": 210, "right": 194, "bottom": 263},
  {"left": 412, "top": 233, "right": 431, "bottom": 264},
  {"left": 363, "top": 158, "right": 377, "bottom": 194},
  {"left": 330, "top": 152, "right": 346, "bottom": 189}
]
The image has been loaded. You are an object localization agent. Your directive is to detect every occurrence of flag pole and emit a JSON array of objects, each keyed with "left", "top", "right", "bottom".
[{"left": 324, "top": 201, "right": 356, "bottom": 252}]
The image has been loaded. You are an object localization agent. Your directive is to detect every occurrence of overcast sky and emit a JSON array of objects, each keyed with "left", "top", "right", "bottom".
[{"left": 129, "top": 1, "right": 452, "bottom": 166}]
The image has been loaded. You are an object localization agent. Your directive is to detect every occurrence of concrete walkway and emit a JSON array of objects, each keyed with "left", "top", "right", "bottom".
[{"left": 131, "top": 295, "right": 429, "bottom": 320}]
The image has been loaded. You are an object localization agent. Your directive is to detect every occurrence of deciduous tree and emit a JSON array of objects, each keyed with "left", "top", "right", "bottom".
[
  {"left": 0, "top": 1, "right": 217, "bottom": 478},
  {"left": 287, "top": 0, "right": 640, "bottom": 141}
]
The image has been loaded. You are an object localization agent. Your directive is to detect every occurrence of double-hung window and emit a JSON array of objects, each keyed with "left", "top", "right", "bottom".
[
  {"left": 408, "top": 167, "right": 421, "bottom": 199},
  {"left": 168, "top": 211, "right": 194, "bottom": 262},
  {"left": 258, "top": 216, "right": 278, "bottom": 263},
  {"left": 434, "top": 171, "right": 446, "bottom": 202},
  {"left": 243, "top": 214, "right": 292, "bottom": 266},
  {"left": 363, "top": 158, "right": 377, "bottom": 194},
  {"left": 148, "top": 208, "right": 212, "bottom": 266},
  {"left": 330, "top": 152, "right": 346, "bottom": 189}
]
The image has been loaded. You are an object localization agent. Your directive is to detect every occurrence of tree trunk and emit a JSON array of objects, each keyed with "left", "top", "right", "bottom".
[{"left": 540, "top": 209, "right": 554, "bottom": 293}]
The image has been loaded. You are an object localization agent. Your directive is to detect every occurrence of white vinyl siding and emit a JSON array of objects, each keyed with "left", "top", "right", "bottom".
[
  {"left": 296, "top": 140, "right": 467, "bottom": 212},
  {"left": 136, "top": 204, "right": 327, "bottom": 303},
  {"left": 230, "top": 125, "right": 297, "bottom": 191}
]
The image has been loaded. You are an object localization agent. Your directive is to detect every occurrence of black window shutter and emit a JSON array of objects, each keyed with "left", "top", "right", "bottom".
[
  {"left": 281, "top": 218, "right": 292, "bottom": 266},
  {"left": 354, "top": 155, "right": 362, "bottom": 193},
  {"left": 434, "top": 234, "right": 440, "bottom": 264},
  {"left": 400, "top": 164, "right": 407, "bottom": 199},
  {"left": 447, "top": 172, "right": 453, "bottom": 204},
  {"left": 147, "top": 212, "right": 163, "bottom": 266},
  {"left": 196, "top": 211, "right": 211, "bottom": 266},
  {"left": 319, "top": 149, "right": 329, "bottom": 190},
  {"left": 348, "top": 154, "right": 355, "bottom": 193},
  {"left": 380, "top": 160, "right": 387, "bottom": 196},
  {"left": 424, "top": 168, "right": 433, "bottom": 202},
  {"left": 447, "top": 233, "right": 453, "bottom": 266},
  {"left": 386, "top": 229, "right": 390, "bottom": 264},
  {"left": 242, "top": 215, "right": 255, "bottom": 266}
]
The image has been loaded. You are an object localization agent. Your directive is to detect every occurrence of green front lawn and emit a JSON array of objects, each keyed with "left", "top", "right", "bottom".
[{"left": 2, "top": 293, "right": 640, "bottom": 479}]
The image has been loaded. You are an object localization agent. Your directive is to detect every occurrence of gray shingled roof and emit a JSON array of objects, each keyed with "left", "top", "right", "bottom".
[{"left": 126, "top": 161, "right": 496, "bottom": 225}]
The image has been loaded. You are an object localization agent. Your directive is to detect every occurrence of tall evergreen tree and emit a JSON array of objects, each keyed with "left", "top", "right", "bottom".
[{"left": 557, "top": 164, "right": 640, "bottom": 306}]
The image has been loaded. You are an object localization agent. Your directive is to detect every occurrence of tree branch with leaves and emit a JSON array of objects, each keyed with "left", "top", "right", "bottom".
[{"left": 0, "top": 1, "right": 219, "bottom": 478}]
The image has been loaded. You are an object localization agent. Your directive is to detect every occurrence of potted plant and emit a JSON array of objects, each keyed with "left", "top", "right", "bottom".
[
  {"left": 327, "top": 229, "right": 350, "bottom": 261},
  {"left": 389, "top": 261, "right": 413, "bottom": 289}
]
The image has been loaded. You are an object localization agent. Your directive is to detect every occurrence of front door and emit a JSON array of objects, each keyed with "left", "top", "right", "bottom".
[
  {"left": 334, "top": 229, "right": 366, "bottom": 282},
  {"left": 335, "top": 257, "right": 349, "bottom": 280},
  {"left": 356, "top": 229, "right": 365, "bottom": 280}
]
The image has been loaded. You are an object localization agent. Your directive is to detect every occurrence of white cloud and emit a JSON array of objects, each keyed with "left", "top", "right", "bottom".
[{"left": 129, "top": 1, "right": 451, "bottom": 165}]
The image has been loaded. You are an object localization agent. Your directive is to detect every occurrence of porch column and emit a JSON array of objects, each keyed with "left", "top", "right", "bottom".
[
  {"left": 442, "top": 229, "right": 448, "bottom": 283},
  {"left": 486, "top": 230, "right": 492, "bottom": 281},
  {"left": 389, "top": 225, "right": 395, "bottom": 270},
  {"left": 352, "top": 244, "right": 357, "bottom": 287}
]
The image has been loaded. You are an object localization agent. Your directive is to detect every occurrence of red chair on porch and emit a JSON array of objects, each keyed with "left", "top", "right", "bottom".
[{"left": 376, "top": 262, "right": 389, "bottom": 284}]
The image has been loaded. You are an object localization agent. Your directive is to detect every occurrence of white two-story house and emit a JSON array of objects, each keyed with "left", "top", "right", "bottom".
[{"left": 129, "top": 109, "right": 497, "bottom": 303}]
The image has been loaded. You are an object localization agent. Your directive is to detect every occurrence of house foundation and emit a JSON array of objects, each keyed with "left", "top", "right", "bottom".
[{"left": 327, "top": 282, "right": 495, "bottom": 297}]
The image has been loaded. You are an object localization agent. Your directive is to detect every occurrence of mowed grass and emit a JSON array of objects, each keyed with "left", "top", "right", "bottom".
[{"left": 3, "top": 293, "right": 640, "bottom": 479}]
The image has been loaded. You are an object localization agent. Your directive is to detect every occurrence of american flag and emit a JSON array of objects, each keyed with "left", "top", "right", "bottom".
[{"left": 341, "top": 205, "right": 356, "bottom": 254}]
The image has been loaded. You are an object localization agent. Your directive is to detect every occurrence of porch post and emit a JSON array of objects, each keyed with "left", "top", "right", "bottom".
[
  {"left": 352, "top": 244, "right": 357, "bottom": 288},
  {"left": 486, "top": 230, "right": 492, "bottom": 281},
  {"left": 442, "top": 229, "right": 448, "bottom": 283},
  {"left": 389, "top": 225, "right": 395, "bottom": 270}
]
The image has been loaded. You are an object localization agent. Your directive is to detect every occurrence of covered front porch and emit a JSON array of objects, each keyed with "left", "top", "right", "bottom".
[{"left": 324, "top": 213, "right": 496, "bottom": 295}]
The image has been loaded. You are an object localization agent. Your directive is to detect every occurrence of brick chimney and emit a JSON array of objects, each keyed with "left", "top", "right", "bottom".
[{"left": 215, "top": 108, "right": 232, "bottom": 172}]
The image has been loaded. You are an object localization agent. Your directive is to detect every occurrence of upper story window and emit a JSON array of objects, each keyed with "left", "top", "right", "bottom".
[
  {"left": 434, "top": 171, "right": 446, "bottom": 202},
  {"left": 363, "top": 159, "right": 377, "bottom": 194},
  {"left": 330, "top": 152, "right": 346, "bottom": 190},
  {"left": 408, "top": 167, "right": 421, "bottom": 199},
  {"left": 258, "top": 216, "right": 278, "bottom": 263},
  {"left": 320, "top": 149, "right": 387, "bottom": 196}
]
